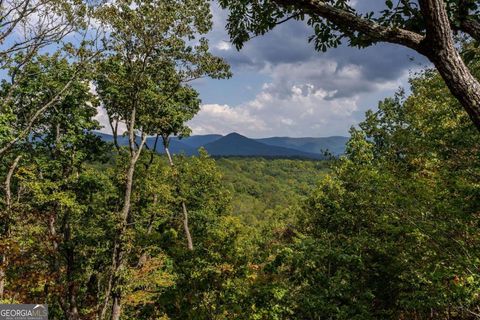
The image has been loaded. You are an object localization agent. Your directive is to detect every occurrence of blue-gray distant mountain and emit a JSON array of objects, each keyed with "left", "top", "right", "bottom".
[
  {"left": 94, "top": 132, "right": 198, "bottom": 155},
  {"left": 256, "top": 136, "right": 349, "bottom": 156},
  {"left": 146, "top": 138, "right": 197, "bottom": 155},
  {"left": 203, "top": 133, "right": 324, "bottom": 159},
  {"left": 94, "top": 132, "right": 348, "bottom": 159},
  {"left": 173, "top": 134, "right": 222, "bottom": 148},
  {"left": 95, "top": 132, "right": 124, "bottom": 144}
]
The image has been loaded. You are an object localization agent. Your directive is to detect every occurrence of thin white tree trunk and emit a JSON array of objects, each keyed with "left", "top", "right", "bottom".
[
  {"left": 0, "top": 155, "right": 21, "bottom": 299},
  {"left": 165, "top": 145, "right": 193, "bottom": 251}
]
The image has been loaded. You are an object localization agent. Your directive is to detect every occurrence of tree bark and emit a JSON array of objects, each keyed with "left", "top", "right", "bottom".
[
  {"left": 110, "top": 296, "right": 122, "bottom": 320},
  {"left": 457, "top": 0, "right": 480, "bottom": 41},
  {"left": 181, "top": 201, "right": 194, "bottom": 251},
  {"left": 109, "top": 160, "right": 134, "bottom": 320},
  {"left": 273, "top": 0, "right": 425, "bottom": 50},
  {"left": 48, "top": 212, "right": 68, "bottom": 318},
  {"left": 164, "top": 141, "right": 193, "bottom": 251},
  {"left": 418, "top": 0, "right": 480, "bottom": 131},
  {"left": 98, "top": 243, "right": 115, "bottom": 320},
  {"left": 460, "top": 18, "right": 480, "bottom": 41},
  {"left": 110, "top": 152, "right": 138, "bottom": 320}
]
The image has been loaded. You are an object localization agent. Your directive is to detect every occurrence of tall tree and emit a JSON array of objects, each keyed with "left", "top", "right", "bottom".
[
  {"left": 94, "top": 0, "right": 230, "bottom": 318},
  {"left": 0, "top": 53, "right": 106, "bottom": 319},
  {"left": 219, "top": 0, "right": 480, "bottom": 131},
  {"left": 147, "top": 83, "right": 203, "bottom": 251}
]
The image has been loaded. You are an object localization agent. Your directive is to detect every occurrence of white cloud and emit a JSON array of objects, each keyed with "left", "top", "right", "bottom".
[
  {"left": 94, "top": 105, "right": 128, "bottom": 134},
  {"left": 215, "top": 41, "right": 231, "bottom": 51},
  {"left": 189, "top": 57, "right": 416, "bottom": 138},
  {"left": 90, "top": 0, "right": 424, "bottom": 138},
  {"left": 189, "top": 81, "right": 359, "bottom": 138},
  {"left": 187, "top": 103, "right": 266, "bottom": 135}
]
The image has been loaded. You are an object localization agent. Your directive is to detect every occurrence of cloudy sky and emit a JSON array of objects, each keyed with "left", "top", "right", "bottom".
[{"left": 187, "top": 1, "right": 430, "bottom": 138}]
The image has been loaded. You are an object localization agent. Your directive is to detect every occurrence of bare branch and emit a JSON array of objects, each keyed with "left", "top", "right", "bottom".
[{"left": 4, "top": 155, "right": 21, "bottom": 210}]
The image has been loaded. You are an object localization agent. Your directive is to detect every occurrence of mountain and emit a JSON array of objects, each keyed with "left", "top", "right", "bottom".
[
  {"left": 203, "top": 133, "right": 324, "bottom": 159},
  {"left": 173, "top": 134, "right": 222, "bottom": 148},
  {"left": 146, "top": 137, "right": 197, "bottom": 155},
  {"left": 94, "top": 132, "right": 348, "bottom": 159},
  {"left": 256, "top": 136, "right": 349, "bottom": 156},
  {"left": 94, "top": 133, "right": 198, "bottom": 155}
]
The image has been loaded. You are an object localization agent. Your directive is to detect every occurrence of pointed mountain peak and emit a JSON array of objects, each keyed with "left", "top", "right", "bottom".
[{"left": 225, "top": 132, "right": 245, "bottom": 138}]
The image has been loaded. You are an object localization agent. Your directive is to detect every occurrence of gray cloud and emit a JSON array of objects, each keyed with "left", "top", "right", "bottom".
[
  {"left": 208, "top": 2, "right": 428, "bottom": 98},
  {"left": 188, "top": 1, "right": 430, "bottom": 137}
]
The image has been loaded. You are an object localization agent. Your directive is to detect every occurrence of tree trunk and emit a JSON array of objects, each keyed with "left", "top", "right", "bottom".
[
  {"left": 65, "top": 219, "right": 80, "bottom": 320},
  {"left": 108, "top": 119, "right": 147, "bottom": 320},
  {"left": 110, "top": 295, "right": 122, "bottom": 320},
  {"left": 48, "top": 212, "right": 69, "bottom": 319},
  {"left": 0, "top": 155, "right": 21, "bottom": 300},
  {"left": 109, "top": 157, "right": 136, "bottom": 320},
  {"left": 269, "top": 0, "right": 480, "bottom": 131},
  {"left": 429, "top": 47, "right": 480, "bottom": 131},
  {"left": 0, "top": 257, "right": 5, "bottom": 300},
  {"left": 164, "top": 144, "right": 194, "bottom": 251},
  {"left": 181, "top": 201, "right": 194, "bottom": 251},
  {"left": 98, "top": 243, "right": 115, "bottom": 320},
  {"left": 419, "top": 0, "right": 480, "bottom": 131}
]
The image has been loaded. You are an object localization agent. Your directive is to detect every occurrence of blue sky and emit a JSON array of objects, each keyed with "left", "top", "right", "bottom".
[{"left": 188, "top": 1, "right": 430, "bottom": 138}]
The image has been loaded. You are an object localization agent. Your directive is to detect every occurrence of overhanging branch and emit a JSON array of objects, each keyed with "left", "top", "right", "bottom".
[{"left": 272, "top": 0, "right": 425, "bottom": 50}]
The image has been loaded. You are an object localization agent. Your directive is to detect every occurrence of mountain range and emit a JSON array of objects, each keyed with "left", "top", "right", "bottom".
[{"left": 95, "top": 132, "right": 349, "bottom": 159}]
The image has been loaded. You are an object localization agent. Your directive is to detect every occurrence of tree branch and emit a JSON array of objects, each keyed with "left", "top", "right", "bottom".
[
  {"left": 456, "top": 0, "right": 480, "bottom": 41},
  {"left": 460, "top": 17, "right": 480, "bottom": 41},
  {"left": 4, "top": 155, "right": 21, "bottom": 210},
  {"left": 0, "top": 77, "right": 76, "bottom": 158},
  {"left": 272, "top": 0, "right": 425, "bottom": 50},
  {"left": 418, "top": 0, "right": 455, "bottom": 50},
  {"left": 0, "top": 48, "right": 102, "bottom": 158}
]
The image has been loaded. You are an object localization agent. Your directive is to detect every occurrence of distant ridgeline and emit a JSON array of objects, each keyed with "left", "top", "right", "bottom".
[{"left": 95, "top": 132, "right": 349, "bottom": 159}]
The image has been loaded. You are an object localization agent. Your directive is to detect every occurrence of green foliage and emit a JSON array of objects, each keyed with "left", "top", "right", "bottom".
[
  {"left": 1, "top": 2, "right": 479, "bottom": 319},
  {"left": 252, "top": 65, "right": 480, "bottom": 319},
  {"left": 95, "top": 0, "right": 231, "bottom": 142},
  {"left": 216, "top": 157, "right": 330, "bottom": 225},
  {"left": 218, "top": 0, "right": 479, "bottom": 50}
]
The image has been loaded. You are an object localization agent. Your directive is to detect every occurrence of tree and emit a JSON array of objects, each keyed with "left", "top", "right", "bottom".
[
  {"left": 0, "top": 0, "right": 104, "bottom": 159},
  {"left": 94, "top": 0, "right": 230, "bottom": 318},
  {"left": 218, "top": 0, "right": 480, "bottom": 131},
  {"left": 142, "top": 79, "right": 203, "bottom": 252},
  {"left": 0, "top": 53, "right": 108, "bottom": 319}
]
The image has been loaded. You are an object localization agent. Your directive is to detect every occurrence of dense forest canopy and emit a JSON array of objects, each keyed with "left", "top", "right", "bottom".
[{"left": 0, "top": 0, "right": 479, "bottom": 319}]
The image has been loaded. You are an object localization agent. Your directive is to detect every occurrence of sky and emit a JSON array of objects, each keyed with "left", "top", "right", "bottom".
[{"left": 187, "top": 1, "right": 430, "bottom": 138}]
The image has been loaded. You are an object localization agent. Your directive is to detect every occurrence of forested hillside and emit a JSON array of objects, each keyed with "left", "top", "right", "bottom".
[
  {"left": 0, "top": 0, "right": 480, "bottom": 319},
  {"left": 217, "top": 158, "right": 330, "bottom": 224}
]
